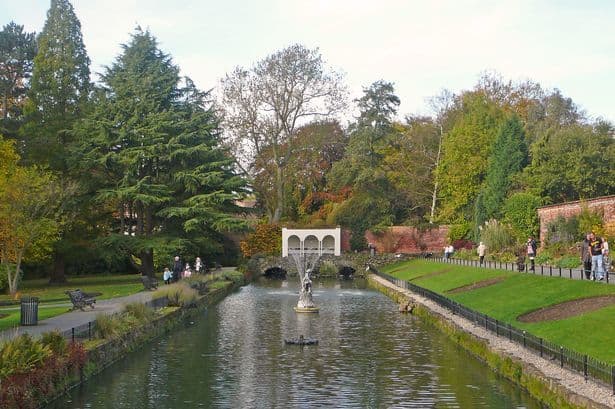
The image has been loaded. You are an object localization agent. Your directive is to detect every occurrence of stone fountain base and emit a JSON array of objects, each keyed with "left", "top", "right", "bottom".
[{"left": 293, "top": 306, "right": 319, "bottom": 313}]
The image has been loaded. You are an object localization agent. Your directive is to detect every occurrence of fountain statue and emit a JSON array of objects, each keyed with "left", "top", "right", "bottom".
[{"left": 289, "top": 251, "right": 320, "bottom": 313}]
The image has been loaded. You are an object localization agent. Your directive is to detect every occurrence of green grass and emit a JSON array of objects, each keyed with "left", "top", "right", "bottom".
[
  {"left": 0, "top": 273, "right": 147, "bottom": 332},
  {"left": 0, "top": 274, "right": 145, "bottom": 304},
  {"left": 0, "top": 306, "right": 71, "bottom": 331},
  {"left": 387, "top": 259, "right": 615, "bottom": 363}
]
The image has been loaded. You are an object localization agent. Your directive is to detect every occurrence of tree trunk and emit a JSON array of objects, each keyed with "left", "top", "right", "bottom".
[
  {"left": 272, "top": 163, "right": 284, "bottom": 223},
  {"left": 140, "top": 249, "right": 155, "bottom": 277},
  {"left": 429, "top": 125, "right": 444, "bottom": 224},
  {"left": 49, "top": 252, "right": 68, "bottom": 284}
]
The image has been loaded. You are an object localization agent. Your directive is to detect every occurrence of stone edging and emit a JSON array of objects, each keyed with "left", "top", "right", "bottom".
[
  {"left": 47, "top": 280, "right": 243, "bottom": 407},
  {"left": 367, "top": 274, "right": 615, "bottom": 409}
]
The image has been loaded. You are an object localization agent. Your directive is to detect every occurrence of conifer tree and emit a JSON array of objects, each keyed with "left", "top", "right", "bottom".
[
  {"left": 475, "top": 115, "right": 528, "bottom": 228},
  {"left": 74, "top": 29, "right": 245, "bottom": 277},
  {"left": 0, "top": 22, "right": 36, "bottom": 139},
  {"left": 22, "top": 0, "right": 90, "bottom": 167}
]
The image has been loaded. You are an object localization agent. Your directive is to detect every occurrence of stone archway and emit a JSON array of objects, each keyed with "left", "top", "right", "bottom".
[{"left": 281, "top": 228, "right": 341, "bottom": 257}]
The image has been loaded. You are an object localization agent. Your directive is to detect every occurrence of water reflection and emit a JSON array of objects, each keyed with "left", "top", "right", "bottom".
[{"left": 48, "top": 279, "right": 541, "bottom": 408}]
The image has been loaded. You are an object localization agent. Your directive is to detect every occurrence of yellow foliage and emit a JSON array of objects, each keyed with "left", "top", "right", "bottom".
[{"left": 239, "top": 223, "right": 282, "bottom": 258}]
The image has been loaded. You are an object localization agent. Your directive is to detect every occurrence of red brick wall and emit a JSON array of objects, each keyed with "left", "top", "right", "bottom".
[
  {"left": 537, "top": 195, "right": 615, "bottom": 247},
  {"left": 339, "top": 225, "right": 449, "bottom": 254}
]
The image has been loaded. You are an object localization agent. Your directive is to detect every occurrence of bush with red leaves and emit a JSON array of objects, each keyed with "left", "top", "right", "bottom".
[{"left": 0, "top": 342, "right": 86, "bottom": 409}]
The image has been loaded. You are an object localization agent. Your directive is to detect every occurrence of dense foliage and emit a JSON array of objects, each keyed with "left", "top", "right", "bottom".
[{"left": 1, "top": 1, "right": 614, "bottom": 282}]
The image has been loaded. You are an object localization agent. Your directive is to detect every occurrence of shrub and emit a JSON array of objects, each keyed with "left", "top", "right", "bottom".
[
  {"left": 535, "top": 250, "right": 553, "bottom": 265},
  {"left": 502, "top": 192, "right": 542, "bottom": 240},
  {"left": 479, "top": 219, "right": 516, "bottom": 253},
  {"left": 555, "top": 255, "right": 581, "bottom": 269},
  {"left": 124, "top": 302, "right": 155, "bottom": 324},
  {"left": 317, "top": 260, "right": 337, "bottom": 277},
  {"left": 40, "top": 331, "right": 67, "bottom": 355},
  {"left": 0, "top": 334, "right": 51, "bottom": 379},
  {"left": 240, "top": 223, "right": 282, "bottom": 258},
  {"left": 221, "top": 270, "right": 244, "bottom": 284},
  {"left": 94, "top": 313, "right": 122, "bottom": 339},
  {"left": 153, "top": 283, "right": 198, "bottom": 307},
  {"left": 448, "top": 222, "right": 471, "bottom": 241},
  {"left": 452, "top": 239, "right": 474, "bottom": 250},
  {"left": 454, "top": 248, "right": 476, "bottom": 260},
  {"left": 578, "top": 206, "right": 604, "bottom": 237}
]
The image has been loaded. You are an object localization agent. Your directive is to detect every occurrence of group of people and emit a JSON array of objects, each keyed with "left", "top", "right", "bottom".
[
  {"left": 162, "top": 256, "right": 206, "bottom": 284},
  {"left": 581, "top": 232, "right": 610, "bottom": 281}
]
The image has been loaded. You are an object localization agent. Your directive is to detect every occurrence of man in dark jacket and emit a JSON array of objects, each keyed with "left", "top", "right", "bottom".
[
  {"left": 172, "top": 255, "right": 182, "bottom": 282},
  {"left": 581, "top": 233, "right": 592, "bottom": 280}
]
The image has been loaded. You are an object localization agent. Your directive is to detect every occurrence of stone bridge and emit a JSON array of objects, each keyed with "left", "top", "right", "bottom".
[{"left": 253, "top": 253, "right": 414, "bottom": 279}]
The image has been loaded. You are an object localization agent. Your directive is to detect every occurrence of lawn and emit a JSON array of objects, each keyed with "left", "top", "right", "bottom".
[
  {"left": 385, "top": 259, "right": 615, "bottom": 363},
  {"left": 0, "top": 273, "right": 147, "bottom": 332},
  {"left": 0, "top": 274, "right": 146, "bottom": 304}
]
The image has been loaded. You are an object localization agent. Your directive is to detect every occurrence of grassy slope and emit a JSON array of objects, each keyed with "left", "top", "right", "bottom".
[{"left": 384, "top": 260, "right": 615, "bottom": 363}]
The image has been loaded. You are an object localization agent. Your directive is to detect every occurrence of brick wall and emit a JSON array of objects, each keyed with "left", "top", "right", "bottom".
[
  {"left": 340, "top": 225, "right": 449, "bottom": 254},
  {"left": 537, "top": 195, "right": 615, "bottom": 246}
]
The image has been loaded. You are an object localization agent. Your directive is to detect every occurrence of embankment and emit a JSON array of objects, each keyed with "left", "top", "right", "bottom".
[{"left": 367, "top": 274, "right": 615, "bottom": 409}]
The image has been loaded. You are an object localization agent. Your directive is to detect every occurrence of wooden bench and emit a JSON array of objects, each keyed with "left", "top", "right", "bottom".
[
  {"left": 65, "top": 289, "right": 98, "bottom": 311},
  {"left": 141, "top": 275, "right": 159, "bottom": 291}
]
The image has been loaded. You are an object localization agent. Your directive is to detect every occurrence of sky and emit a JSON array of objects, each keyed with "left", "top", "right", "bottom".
[{"left": 2, "top": 0, "right": 615, "bottom": 122}]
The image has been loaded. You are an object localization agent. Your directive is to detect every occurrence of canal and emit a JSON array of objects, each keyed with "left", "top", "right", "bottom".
[{"left": 49, "top": 279, "right": 542, "bottom": 408}]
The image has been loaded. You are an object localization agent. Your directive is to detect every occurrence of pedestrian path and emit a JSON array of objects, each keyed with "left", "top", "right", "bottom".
[
  {"left": 0, "top": 291, "right": 154, "bottom": 340},
  {"left": 0, "top": 267, "right": 237, "bottom": 341}
]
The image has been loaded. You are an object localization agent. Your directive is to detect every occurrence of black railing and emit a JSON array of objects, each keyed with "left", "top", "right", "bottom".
[
  {"left": 374, "top": 270, "right": 615, "bottom": 393},
  {"left": 434, "top": 256, "right": 610, "bottom": 284},
  {"left": 60, "top": 296, "right": 168, "bottom": 343}
]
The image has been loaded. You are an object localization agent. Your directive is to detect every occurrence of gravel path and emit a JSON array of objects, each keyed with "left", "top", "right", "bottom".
[{"left": 371, "top": 274, "right": 615, "bottom": 409}]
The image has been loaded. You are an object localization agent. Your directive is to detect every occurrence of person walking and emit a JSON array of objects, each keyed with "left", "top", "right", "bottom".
[
  {"left": 163, "top": 267, "right": 172, "bottom": 284},
  {"left": 195, "top": 257, "right": 204, "bottom": 274},
  {"left": 172, "top": 256, "right": 182, "bottom": 282},
  {"left": 477, "top": 242, "right": 486, "bottom": 265},
  {"left": 526, "top": 236, "right": 537, "bottom": 272},
  {"left": 588, "top": 232, "right": 604, "bottom": 281},
  {"left": 602, "top": 237, "right": 610, "bottom": 277},
  {"left": 581, "top": 233, "right": 592, "bottom": 280}
]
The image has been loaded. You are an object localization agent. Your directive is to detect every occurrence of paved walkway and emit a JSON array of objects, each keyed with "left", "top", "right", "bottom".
[
  {"left": 0, "top": 290, "right": 154, "bottom": 340},
  {"left": 0, "top": 268, "right": 238, "bottom": 341}
]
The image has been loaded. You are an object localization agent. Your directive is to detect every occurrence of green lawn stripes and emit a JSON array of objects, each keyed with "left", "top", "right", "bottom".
[{"left": 388, "top": 259, "right": 615, "bottom": 363}]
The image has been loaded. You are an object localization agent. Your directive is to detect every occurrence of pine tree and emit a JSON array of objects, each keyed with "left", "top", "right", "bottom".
[
  {"left": 74, "top": 29, "right": 245, "bottom": 277},
  {"left": 478, "top": 115, "right": 528, "bottom": 224},
  {"left": 0, "top": 22, "right": 36, "bottom": 139},
  {"left": 22, "top": 0, "right": 90, "bottom": 167}
]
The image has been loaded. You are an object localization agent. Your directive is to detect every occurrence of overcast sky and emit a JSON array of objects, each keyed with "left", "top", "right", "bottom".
[{"left": 2, "top": 0, "right": 614, "bottom": 122}]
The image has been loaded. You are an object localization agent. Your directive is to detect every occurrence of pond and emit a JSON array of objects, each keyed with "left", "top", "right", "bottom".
[{"left": 49, "top": 279, "right": 542, "bottom": 408}]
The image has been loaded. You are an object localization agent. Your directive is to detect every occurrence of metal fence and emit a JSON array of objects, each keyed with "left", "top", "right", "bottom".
[
  {"left": 373, "top": 270, "right": 615, "bottom": 394},
  {"left": 435, "top": 256, "right": 611, "bottom": 284},
  {"left": 60, "top": 296, "right": 169, "bottom": 343}
]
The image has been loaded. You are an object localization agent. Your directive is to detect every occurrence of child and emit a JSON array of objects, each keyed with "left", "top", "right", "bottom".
[
  {"left": 163, "top": 267, "right": 172, "bottom": 284},
  {"left": 183, "top": 263, "right": 192, "bottom": 278}
]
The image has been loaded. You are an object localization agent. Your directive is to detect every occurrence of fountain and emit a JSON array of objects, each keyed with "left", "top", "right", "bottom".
[{"left": 289, "top": 251, "right": 320, "bottom": 313}]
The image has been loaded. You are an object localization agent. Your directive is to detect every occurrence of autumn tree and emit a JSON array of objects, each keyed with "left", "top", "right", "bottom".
[
  {"left": 219, "top": 44, "right": 347, "bottom": 222},
  {"left": 0, "top": 137, "right": 71, "bottom": 295},
  {"left": 435, "top": 92, "right": 505, "bottom": 223}
]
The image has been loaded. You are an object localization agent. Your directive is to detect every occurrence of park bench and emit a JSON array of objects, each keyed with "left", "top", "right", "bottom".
[
  {"left": 141, "top": 275, "right": 159, "bottom": 291},
  {"left": 65, "top": 289, "right": 98, "bottom": 311}
]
